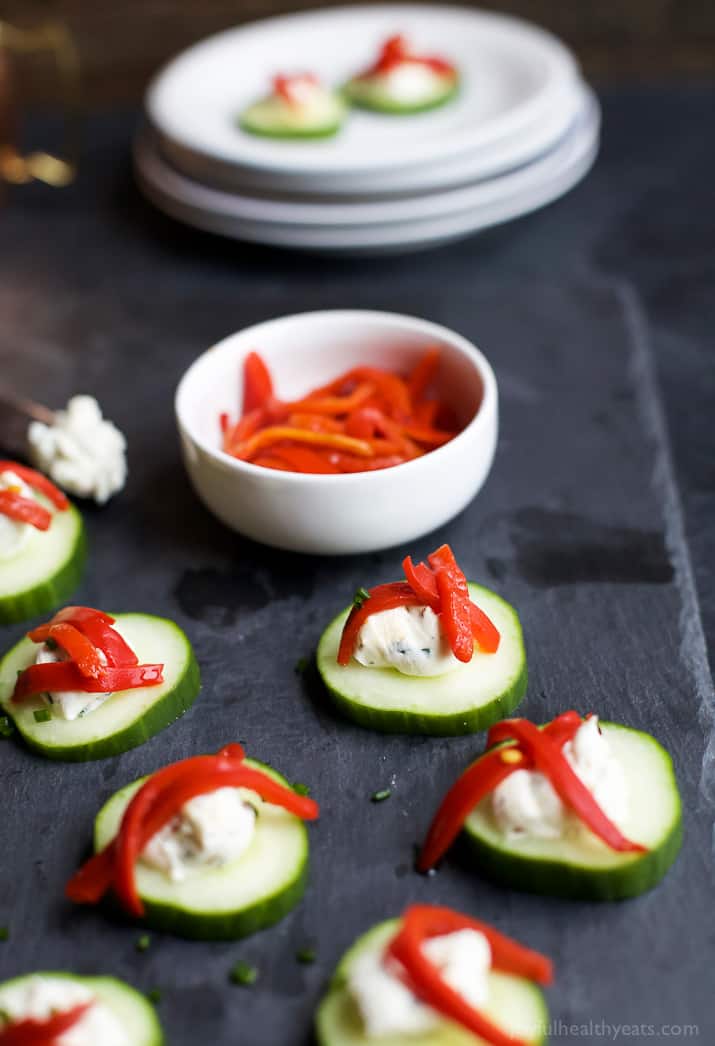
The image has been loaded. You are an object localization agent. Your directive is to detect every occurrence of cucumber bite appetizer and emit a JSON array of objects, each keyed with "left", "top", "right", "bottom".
[
  {"left": 0, "top": 461, "right": 85, "bottom": 625},
  {"left": 67, "top": 743, "right": 319, "bottom": 940},
  {"left": 0, "top": 972, "right": 162, "bottom": 1045},
  {"left": 240, "top": 73, "right": 347, "bottom": 139},
  {"left": 344, "top": 35, "right": 459, "bottom": 115},
  {"left": 418, "top": 712, "right": 682, "bottom": 900},
  {"left": 0, "top": 605, "right": 200, "bottom": 761},
  {"left": 316, "top": 904, "right": 551, "bottom": 1046},
  {"left": 317, "top": 544, "right": 527, "bottom": 735}
]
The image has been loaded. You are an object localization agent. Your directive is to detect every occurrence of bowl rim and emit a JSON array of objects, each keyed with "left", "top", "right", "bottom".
[{"left": 175, "top": 308, "right": 497, "bottom": 485}]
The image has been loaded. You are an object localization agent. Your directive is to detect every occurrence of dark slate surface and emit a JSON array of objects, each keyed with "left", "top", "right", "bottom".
[{"left": 1, "top": 87, "right": 714, "bottom": 1045}]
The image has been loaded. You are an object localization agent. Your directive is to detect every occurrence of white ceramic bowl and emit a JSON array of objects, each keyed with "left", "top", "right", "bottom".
[{"left": 175, "top": 310, "right": 497, "bottom": 554}]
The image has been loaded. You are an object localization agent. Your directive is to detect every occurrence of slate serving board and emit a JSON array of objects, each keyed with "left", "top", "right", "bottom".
[{"left": 1, "top": 278, "right": 712, "bottom": 1045}]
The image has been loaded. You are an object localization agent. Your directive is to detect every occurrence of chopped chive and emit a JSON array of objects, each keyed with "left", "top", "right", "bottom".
[
  {"left": 0, "top": 716, "right": 14, "bottom": 738},
  {"left": 292, "top": 782, "right": 311, "bottom": 797},
  {"left": 0, "top": 928, "right": 8, "bottom": 941},
  {"left": 230, "top": 960, "right": 258, "bottom": 987},
  {"left": 146, "top": 988, "right": 161, "bottom": 1005},
  {"left": 371, "top": 788, "right": 391, "bottom": 803},
  {"left": 135, "top": 934, "right": 152, "bottom": 953},
  {"left": 294, "top": 657, "right": 309, "bottom": 675},
  {"left": 44, "top": 637, "right": 58, "bottom": 651},
  {"left": 33, "top": 709, "right": 51, "bottom": 724},
  {"left": 352, "top": 586, "right": 370, "bottom": 608},
  {"left": 296, "top": 947, "right": 316, "bottom": 964}
]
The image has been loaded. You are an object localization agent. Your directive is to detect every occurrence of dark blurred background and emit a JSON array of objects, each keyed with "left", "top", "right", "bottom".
[{"left": 2, "top": 0, "right": 715, "bottom": 108}]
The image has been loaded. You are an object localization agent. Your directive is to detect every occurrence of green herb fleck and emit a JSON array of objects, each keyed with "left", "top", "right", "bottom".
[
  {"left": 230, "top": 960, "right": 258, "bottom": 987},
  {"left": 0, "top": 716, "right": 14, "bottom": 738},
  {"left": 353, "top": 586, "right": 370, "bottom": 608},
  {"left": 371, "top": 788, "right": 391, "bottom": 803},
  {"left": 44, "top": 637, "right": 58, "bottom": 651},
  {"left": 33, "top": 709, "right": 51, "bottom": 724},
  {"left": 296, "top": 947, "right": 316, "bottom": 965},
  {"left": 294, "top": 657, "right": 309, "bottom": 675},
  {"left": 293, "top": 782, "right": 311, "bottom": 797},
  {"left": 0, "top": 927, "right": 8, "bottom": 941},
  {"left": 146, "top": 988, "right": 161, "bottom": 1005},
  {"left": 135, "top": 934, "right": 152, "bottom": 953}
]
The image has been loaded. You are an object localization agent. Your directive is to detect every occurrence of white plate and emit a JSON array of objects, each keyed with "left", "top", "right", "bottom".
[
  {"left": 158, "top": 74, "right": 583, "bottom": 198},
  {"left": 135, "top": 85, "right": 598, "bottom": 252},
  {"left": 139, "top": 83, "right": 596, "bottom": 230},
  {"left": 147, "top": 3, "right": 578, "bottom": 191},
  {"left": 135, "top": 96, "right": 598, "bottom": 254}
]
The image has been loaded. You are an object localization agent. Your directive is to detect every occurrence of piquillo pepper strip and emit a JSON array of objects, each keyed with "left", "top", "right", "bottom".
[
  {"left": 12, "top": 662, "right": 164, "bottom": 703},
  {"left": 28, "top": 608, "right": 138, "bottom": 668},
  {"left": 417, "top": 713, "right": 584, "bottom": 872},
  {"left": 407, "top": 346, "right": 441, "bottom": 401},
  {"left": 233, "top": 427, "right": 375, "bottom": 462},
  {"left": 486, "top": 719, "right": 647, "bottom": 854},
  {"left": 337, "top": 583, "right": 426, "bottom": 665},
  {"left": 0, "top": 491, "right": 52, "bottom": 531},
  {"left": 242, "top": 352, "right": 274, "bottom": 414},
  {"left": 387, "top": 905, "right": 550, "bottom": 1046},
  {"left": 0, "top": 1002, "right": 93, "bottom": 1045},
  {"left": 428, "top": 545, "right": 474, "bottom": 663},
  {"left": 46, "top": 623, "right": 105, "bottom": 679},
  {"left": 0, "top": 462, "right": 69, "bottom": 511}
]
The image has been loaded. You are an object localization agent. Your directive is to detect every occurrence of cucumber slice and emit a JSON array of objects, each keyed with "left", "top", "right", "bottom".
[
  {"left": 0, "top": 503, "right": 86, "bottom": 625},
  {"left": 316, "top": 919, "right": 547, "bottom": 1046},
  {"left": 343, "top": 75, "right": 459, "bottom": 115},
  {"left": 463, "top": 723, "right": 682, "bottom": 900},
  {"left": 240, "top": 93, "right": 347, "bottom": 139},
  {"left": 93, "top": 760, "right": 309, "bottom": 940},
  {"left": 0, "top": 973, "right": 163, "bottom": 1045},
  {"left": 0, "top": 613, "right": 200, "bottom": 761},
  {"left": 317, "top": 583, "right": 527, "bottom": 735}
]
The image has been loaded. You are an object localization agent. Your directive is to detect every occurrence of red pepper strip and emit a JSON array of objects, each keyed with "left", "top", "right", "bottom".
[
  {"left": 403, "top": 424, "right": 456, "bottom": 447},
  {"left": 287, "top": 413, "right": 345, "bottom": 434},
  {"left": 66, "top": 747, "right": 246, "bottom": 907},
  {"left": 46, "top": 623, "right": 105, "bottom": 679},
  {"left": 219, "top": 412, "right": 230, "bottom": 434},
  {"left": 417, "top": 713, "right": 584, "bottom": 872},
  {"left": 402, "top": 556, "right": 501, "bottom": 653},
  {"left": 337, "top": 582, "right": 425, "bottom": 665},
  {"left": 234, "top": 427, "right": 375, "bottom": 462},
  {"left": 266, "top": 445, "right": 341, "bottom": 474},
  {"left": 72, "top": 617, "right": 138, "bottom": 668},
  {"left": 27, "top": 608, "right": 137, "bottom": 667},
  {"left": 224, "top": 407, "right": 266, "bottom": 451},
  {"left": 428, "top": 544, "right": 474, "bottom": 663},
  {"left": 0, "top": 491, "right": 52, "bottom": 531},
  {"left": 242, "top": 352, "right": 274, "bottom": 415},
  {"left": 287, "top": 382, "right": 374, "bottom": 416},
  {"left": 0, "top": 1002, "right": 93, "bottom": 1046},
  {"left": 0, "top": 462, "right": 69, "bottom": 511},
  {"left": 12, "top": 662, "right": 163, "bottom": 702},
  {"left": 414, "top": 399, "right": 439, "bottom": 426},
  {"left": 388, "top": 906, "right": 550, "bottom": 1046},
  {"left": 417, "top": 748, "right": 519, "bottom": 872},
  {"left": 487, "top": 719, "right": 647, "bottom": 853},
  {"left": 408, "top": 347, "right": 441, "bottom": 401},
  {"left": 252, "top": 455, "right": 296, "bottom": 472},
  {"left": 330, "top": 367, "right": 412, "bottom": 421}
]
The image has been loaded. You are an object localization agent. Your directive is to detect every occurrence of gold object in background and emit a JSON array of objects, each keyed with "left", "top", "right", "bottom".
[{"left": 0, "top": 19, "right": 80, "bottom": 186}]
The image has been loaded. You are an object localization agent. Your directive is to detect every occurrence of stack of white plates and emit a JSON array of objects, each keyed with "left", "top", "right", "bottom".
[{"left": 136, "top": 4, "right": 600, "bottom": 254}]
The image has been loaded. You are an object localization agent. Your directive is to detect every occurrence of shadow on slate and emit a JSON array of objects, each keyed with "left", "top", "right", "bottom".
[{"left": 0, "top": 278, "right": 713, "bottom": 1045}]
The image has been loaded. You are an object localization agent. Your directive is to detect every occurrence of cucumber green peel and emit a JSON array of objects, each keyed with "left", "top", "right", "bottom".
[
  {"left": 0, "top": 973, "right": 163, "bottom": 1045},
  {"left": 462, "top": 722, "right": 682, "bottom": 900},
  {"left": 0, "top": 613, "right": 200, "bottom": 761},
  {"left": 93, "top": 759, "right": 310, "bottom": 940},
  {"left": 315, "top": 919, "right": 548, "bottom": 1046},
  {"left": 317, "top": 583, "right": 527, "bottom": 736},
  {"left": 240, "top": 92, "right": 347, "bottom": 140},
  {"left": 0, "top": 503, "right": 86, "bottom": 625},
  {"left": 343, "top": 74, "right": 459, "bottom": 115}
]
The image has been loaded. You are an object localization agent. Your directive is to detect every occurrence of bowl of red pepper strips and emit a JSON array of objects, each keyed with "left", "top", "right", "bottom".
[{"left": 176, "top": 310, "right": 497, "bottom": 553}]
